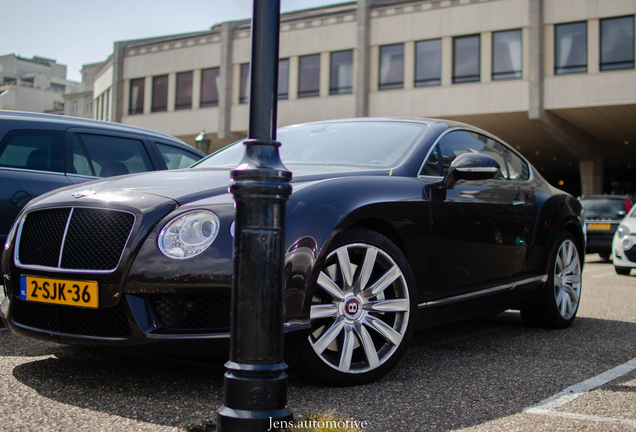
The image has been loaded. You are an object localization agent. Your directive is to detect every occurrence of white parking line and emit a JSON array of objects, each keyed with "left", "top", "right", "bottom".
[{"left": 525, "top": 357, "right": 636, "bottom": 426}]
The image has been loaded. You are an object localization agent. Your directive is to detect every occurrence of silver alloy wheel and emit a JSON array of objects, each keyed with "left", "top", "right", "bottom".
[
  {"left": 553, "top": 239, "right": 582, "bottom": 320},
  {"left": 309, "top": 243, "right": 410, "bottom": 374}
]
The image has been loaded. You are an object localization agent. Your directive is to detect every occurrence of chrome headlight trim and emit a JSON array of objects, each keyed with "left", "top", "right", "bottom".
[{"left": 158, "top": 210, "right": 220, "bottom": 260}]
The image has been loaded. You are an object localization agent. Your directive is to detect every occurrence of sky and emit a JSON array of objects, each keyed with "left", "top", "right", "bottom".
[{"left": 1, "top": 0, "right": 344, "bottom": 82}]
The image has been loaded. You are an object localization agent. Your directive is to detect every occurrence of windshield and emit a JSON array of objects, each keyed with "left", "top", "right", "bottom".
[
  {"left": 580, "top": 198, "right": 629, "bottom": 218},
  {"left": 194, "top": 122, "right": 428, "bottom": 169}
]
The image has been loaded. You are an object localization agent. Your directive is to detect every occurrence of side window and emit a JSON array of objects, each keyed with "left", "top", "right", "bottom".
[
  {"left": 0, "top": 130, "right": 65, "bottom": 173},
  {"left": 504, "top": 148, "right": 530, "bottom": 180},
  {"left": 156, "top": 143, "right": 201, "bottom": 169},
  {"left": 78, "top": 134, "right": 154, "bottom": 177},
  {"left": 438, "top": 131, "right": 508, "bottom": 179},
  {"left": 71, "top": 134, "right": 95, "bottom": 176},
  {"left": 419, "top": 145, "right": 442, "bottom": 176}
]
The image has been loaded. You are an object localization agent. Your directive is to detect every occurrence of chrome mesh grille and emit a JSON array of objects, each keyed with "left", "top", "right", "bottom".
[{"left": 17, "top": 208, "right": 135, "bottom": 272}]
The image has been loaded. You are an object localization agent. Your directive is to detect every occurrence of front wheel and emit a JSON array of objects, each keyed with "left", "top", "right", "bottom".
[
  {"left": 521, "top": 231, "right": 582, "bottom": 328},
  {"left": 298, "top": 229, "right": 416, "bottom": 386}
]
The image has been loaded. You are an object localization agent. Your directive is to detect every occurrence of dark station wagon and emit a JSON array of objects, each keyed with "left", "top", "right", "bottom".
[{"left": 0, "top": 110, "right": 205, "bottom": 247}]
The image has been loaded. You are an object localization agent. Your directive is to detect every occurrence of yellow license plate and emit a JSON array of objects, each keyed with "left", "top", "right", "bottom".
[
  {"left": 20, "top": 276, "right": 98, "bottom": 308},
  {"left": 588, "top": 223, "right": 611, "bottom": 230}
]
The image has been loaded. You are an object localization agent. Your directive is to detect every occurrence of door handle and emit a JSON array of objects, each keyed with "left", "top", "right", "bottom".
[{"left": 512, "top": 200, "right": 525, "bottom": 206}]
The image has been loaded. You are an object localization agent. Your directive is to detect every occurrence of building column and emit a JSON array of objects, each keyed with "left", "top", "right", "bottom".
[
  {"left": 441, "top": 37, "right": 452, "bottom": 86},
  {"left": 192, "top": 69, "right": 201, "bottom": 109},
  {"left": 288, "top": 56, "right": 299, "bottom": 100},
  {"left": 528, "top": 0, "right": 604, "bottom": 195},
  {"left": 320, "top": 52, "right": 330, "bottom": 97},
  {"left": 355, "top": 0, "right": 371, "bottom": 117},
  {"left": 143, "top": 76, "right": 152, "bottom": 115},
  {"left": 167, "top": 73, "right": 176, "bottom": 112},
  {"left": 218, "top": 22, "right": 235, "bottom": 140}
]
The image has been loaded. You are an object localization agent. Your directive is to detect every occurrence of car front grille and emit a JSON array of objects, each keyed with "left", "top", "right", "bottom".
[
  {"left": 146, "top": 293, "right": 231, "bottom": 332},
  {"left": 17, "top": 208, "right": 135, "bottom": 271},
  {"left": 10, "top": 298, "right": 130, "bottom": 338}
]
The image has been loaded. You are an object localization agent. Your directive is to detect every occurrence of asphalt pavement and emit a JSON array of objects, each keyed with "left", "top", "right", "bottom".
[{"left": 0, "top": 254, "right": 635, "bottom": 431}]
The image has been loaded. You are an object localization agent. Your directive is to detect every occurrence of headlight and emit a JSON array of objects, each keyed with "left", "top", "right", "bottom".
[
  {"left": 617, "top": 225, "right": 630, "bottom": 239},
  {"left": 158, "top": 210, "right": 220, "bottom": 259}
]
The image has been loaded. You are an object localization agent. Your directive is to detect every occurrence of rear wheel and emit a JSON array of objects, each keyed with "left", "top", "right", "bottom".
[
  {"left": 521, "top": 231, "right": 582, "bottom": 328},
  {"left": 615, "top": 266, "right": 631, "bottom": 276},
  {"left": 298, "top": 229, "right": 416, "bottom": 386}
]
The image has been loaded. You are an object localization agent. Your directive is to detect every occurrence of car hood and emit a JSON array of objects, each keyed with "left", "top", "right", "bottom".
[{"left": 40, "top": 165, "right": 391, "bottom": 207}]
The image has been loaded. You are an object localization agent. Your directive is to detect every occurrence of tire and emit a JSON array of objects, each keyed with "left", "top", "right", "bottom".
[
  {"left": 615, "top": 266, "right": 631, "bottom": 276},
  {"left": 297, "top": 228, "right": 417, "bottom": 386},
  {"left": 521, "top": 231, "right": 582, "bottom": 329}
]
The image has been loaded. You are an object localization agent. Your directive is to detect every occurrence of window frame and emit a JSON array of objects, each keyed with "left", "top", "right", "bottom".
[
  {"left": 128, "top": 78, "right": 145, "bottom": 115},
  {"left": 554, "top": 21, "right": 588, "bottom": 75},
  {"left": 200, "top": 67, "right": 220, "bottom": 107},
  {"left": 414, "top": 38, "right": 442, "bottom": 87},
  {"left": 278, "top": 58, "right": 290, "bottom": 100},
  {"left": 175, "top": 71, "right": 193, "bottom": 110},
  {"left": 491, "top": 29, "right": 523, "bottom": 80},
  {"left": 240, "top": 63, "right": 250, "bottom": 104},
  {"left": 600, "top": 15, "right": 635, "bottom": 71},
  {"left": 329, "top": 49, "right": 354, "bottom": 95},
  {"left": 151, "top": 74, "right": 169, "bottom": 112},
  {"left": 453, "top": 34, "right": 481, "bottom": 84},
  {"left": 298, "top": 54, "right": 321, "bottom": 98},
  {"left": 379, "top": 43, "right": 405, "bottom": 90}
]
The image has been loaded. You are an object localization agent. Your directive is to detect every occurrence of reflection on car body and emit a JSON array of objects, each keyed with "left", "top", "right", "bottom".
[{"left": 1, "top": 118, "right": 584, "bottom": 386}]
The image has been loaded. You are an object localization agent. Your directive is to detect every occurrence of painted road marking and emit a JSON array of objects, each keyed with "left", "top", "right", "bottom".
[{"left": 525, "top": 357, "right": 636, "bottom": 426}]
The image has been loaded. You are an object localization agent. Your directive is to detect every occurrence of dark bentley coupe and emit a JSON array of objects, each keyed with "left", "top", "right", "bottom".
[{"left": 1, "top": 118, "right": 584, "bottom": 385}]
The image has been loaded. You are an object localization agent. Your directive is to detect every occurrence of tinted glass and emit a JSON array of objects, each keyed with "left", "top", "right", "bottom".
[
  {"left": 196, "top": 122, "right": 428, "bottom": 168},
  {"left": 555, "top": 22, "right": 587, "bottom": 74},
  {"left": 201, "top": 67, "right": 220, "bottom": 107},
  {"left": 493, "top": 29, "right": 522, "bottom": 80},
  {"left": 299, "top": 54, "right": 320, "bottom": 97},
  {"left": 79, "top": 134, "right": 153, "bottom": 177},
  {"left": 420, "top": 145, "right": 441, "bottom": 176},
  {"left": 504, "top": 148, "right": 530, "bottom": 180},
  {"left": 600, "top": 16, "right": 635, "bottom": 71},
  {"left": 156, "top": 143, "right": 200, "bottom": 169},
  {"left": 453, "top": 35, "right": 480, "bottom": 83},
  {"left": 240, "top": 63, "right": 250, "bottom": 104},
  {"left": 330, "top": 50, "right": 353, "bottom": 94},
  {"left": 72, "top": 134, "right": 94, "bottom": 176},
  {"left": 438, "top": 131, "right": 507, "bottom": 178},
  {"left": 175, "top": 71, "right": 193, "bottom": 110},
  {"left": 415, "top": 39, "right": 441, "bottom": 87},
  {"left": 580, "top": 198, "right": 628, "bottom": 218},
  {"left": 279, "top": 59, "right": 289, "bottom": 99},
  {"left": 152, "top": 75, "right": 169, "bottom": 112},
  {"left": 379, "top": 44, "right": 404, "bottom": 90},
  {"left": 0, "top": 130, "right": 65, "bottom": 173},
  {"left": 129, "top": 78, "right": 144, "bottom": 114}
]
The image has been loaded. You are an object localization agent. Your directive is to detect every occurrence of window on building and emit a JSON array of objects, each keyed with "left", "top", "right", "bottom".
[
  {"left": 453, "top": 35, "right": 480, "bottom": 83},
  {"left": 600, "top": 16, "right": 635, "bottom": 71},
  {"left": 555, "top": 22, "right": 587, "bottom": 74},
  {"left": 175, "top": 71, "right": 193, "bottom": 110},
  {"left": 330, "top": 50, "right": 353, "bottom": 94},
  {"left": 201, "top": 67, "right": 220, "bottom": 107},
  {"left": 492, "top": 29, "right": 522, "bottom": 80},
  {"left": 152, "top": 75, "right": 169, "bottom": 112},
  {"left": 3, "top": 77, "right": 16, "bottom": 86},
  {"left": 50, "top": 82, "right": 66, "bottom": 93},
  {"left": 299, "top": 54, "right": 320, "bottom": 98},
  {"left": 415, "top": 39, "right": 442, "bottom": 87},
  {"left": 86, "top": 99, "right": 93, "bottom": 112},
  {"left": 278, "top": 58, "right": 289, "bottom": 100},
  {"left": 71, "top": 100, "right": 78, "bottom": 114},
  {"left": 379, "top": 44, "right": 404, "bottom": 90},
  {"left": 240, "top": 63, "right": 250, "bottom": 104},
  {"left": 129, "top": 78, "right": 145, "bottom": 115}
]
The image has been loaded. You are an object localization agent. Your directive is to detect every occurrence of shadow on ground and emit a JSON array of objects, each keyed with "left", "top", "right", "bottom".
[{"left": 7, "top": 311, "right": 636, "bottom": 431}]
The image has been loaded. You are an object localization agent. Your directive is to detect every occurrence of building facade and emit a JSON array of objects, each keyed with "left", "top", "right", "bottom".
[
  {"left": 94, "top": 0, "right": 636, "bottom": 196},
  {"left": 63, "top": 62, "right": 103, "bottom": 118},
  {"left": 0, "top": 54, "right": 73, "bottom": 114}
]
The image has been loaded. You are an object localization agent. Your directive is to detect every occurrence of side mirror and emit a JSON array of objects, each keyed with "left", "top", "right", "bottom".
[{"left": 443, "top": 153, "right": 501, "bottom": 190}]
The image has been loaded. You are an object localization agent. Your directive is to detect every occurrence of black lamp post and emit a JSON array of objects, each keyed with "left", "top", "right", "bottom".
[
  {"left": 216, "top": 0, "right": 293, "bottom": 430},
  {"left": 194, "top": 130, "right": 211, "bottom": 154}
]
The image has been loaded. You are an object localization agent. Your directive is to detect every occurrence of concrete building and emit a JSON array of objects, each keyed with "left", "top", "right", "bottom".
[
  {"left": 63, "top": 62, "right": 103, "bottom": 118},
  {"left": 0, "top": 54, "right": 74, "bottom": 114},
  {"left": 94, "top": 0, "right": 636, "bottom": 196}
]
